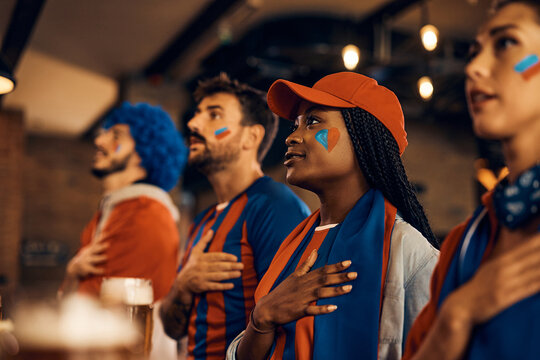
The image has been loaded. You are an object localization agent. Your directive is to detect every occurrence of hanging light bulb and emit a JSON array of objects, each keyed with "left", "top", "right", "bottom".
[
  {"left": 0, "top": 55, "right": 15, "bottom": 95},
  {"left": 417, "top": 76, "right": 433, "bottom": 100},
  {"left": 420, "top": 24, "right": 439, "bottom": 51},
  {"left": 342, "top": 44, "right": 360, "bottom": 70}
]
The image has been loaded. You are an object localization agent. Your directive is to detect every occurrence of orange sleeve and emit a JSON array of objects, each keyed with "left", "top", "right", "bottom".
[
  {"left": 402, "top": 220, "right": 469, "bottom": 359},
  {"left": 78, "top": 197, "right": 179, "bottom": 301}
]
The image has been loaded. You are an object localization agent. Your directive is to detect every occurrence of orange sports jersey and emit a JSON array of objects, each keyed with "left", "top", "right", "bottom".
[
  {"left": 181, "top": 176, "right": 310, "bottom": 360},
  {"left": 77, "top": 196, "right": 179, "bottom": 301}
]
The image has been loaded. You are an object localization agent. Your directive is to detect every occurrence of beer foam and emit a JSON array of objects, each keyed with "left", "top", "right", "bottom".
[
  {"left": 14, "top": 295, "right": 138, "bottom": 350},
  {"left": 100, "top": 277, "right": 153, "bottom": 305}
]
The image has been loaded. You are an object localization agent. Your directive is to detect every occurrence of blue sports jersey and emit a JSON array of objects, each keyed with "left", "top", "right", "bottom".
[{"left": 181, "top": 176, "right": 310, "bottom": 360}]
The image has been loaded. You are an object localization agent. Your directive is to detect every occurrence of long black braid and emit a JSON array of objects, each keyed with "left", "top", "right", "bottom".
[{"left": 341, "top": 107, "right": 439, "bottom": 249}]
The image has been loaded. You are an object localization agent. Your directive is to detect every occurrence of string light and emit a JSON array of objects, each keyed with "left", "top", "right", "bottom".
[
  {"left": 341, "top": 44, "right": 360, "bottom": 70},
  {"left": 417, "top": 76, "right": 433, "bottom": 100},
  {"left": 420, "top": 24, "right": 439, "bottom": 51}
]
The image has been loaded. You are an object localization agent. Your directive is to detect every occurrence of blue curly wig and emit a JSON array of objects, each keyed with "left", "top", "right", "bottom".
[{"left": 103, "top": 102, "right": 188, "bottom": 191}]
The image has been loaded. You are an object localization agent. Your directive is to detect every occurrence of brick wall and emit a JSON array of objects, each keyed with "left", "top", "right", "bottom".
[{"left": 20, "top": 135, "right": 102, "bottom": 295}]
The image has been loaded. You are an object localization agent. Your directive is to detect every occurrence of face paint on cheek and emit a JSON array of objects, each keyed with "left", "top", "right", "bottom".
[
  {"left": 214, "top": 127, "right": 231, "bottom": 140},
  {"left": 315, "top": 128, "right": 340, "bottom": 152},
  {"left": 514, "top": 54, "right": 540, "bottom": 80},
  {"left": 115, "top": 144, "right": 121, "bottom": 153}
]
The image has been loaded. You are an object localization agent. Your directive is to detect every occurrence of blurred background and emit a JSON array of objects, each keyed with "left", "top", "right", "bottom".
[{"left": 0, "top": 0, "right": 506, "bottom": 304}]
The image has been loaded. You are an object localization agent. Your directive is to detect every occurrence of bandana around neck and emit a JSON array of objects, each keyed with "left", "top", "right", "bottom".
[
  {"left": 493, "top": 163, "right": 540, "bottom": 229},
  {"left": 436, "top": 165, "right": 540, "bottom": 359}
]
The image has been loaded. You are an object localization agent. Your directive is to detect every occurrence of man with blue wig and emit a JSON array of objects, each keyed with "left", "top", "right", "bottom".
[{"left": 61, "top": 102, "right": 188, "bottom": 301}]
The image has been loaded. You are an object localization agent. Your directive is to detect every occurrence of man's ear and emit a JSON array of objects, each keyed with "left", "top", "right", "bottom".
[{"left": 242, "top": 124, "right": 265, "bottom": 151}]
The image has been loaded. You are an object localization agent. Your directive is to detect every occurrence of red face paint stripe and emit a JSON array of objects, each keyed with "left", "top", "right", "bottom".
[
  {"left": 327, "top": 127, "right": 340, "bottom": 152},
  {"left": 215, "top": 129, "right": 231, "bottom": 140},
  {"left": 522, "top": 62, "right": 540, "bottom": 80}
]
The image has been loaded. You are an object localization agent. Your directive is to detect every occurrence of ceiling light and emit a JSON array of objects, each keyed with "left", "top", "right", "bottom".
[
  {"left": 0, "top": 55, "right": 16, "bottom": 95},
  {"left": 417, "top": 76, "right": 433, "bottom": 100},
  {"left": 420, "top": 24, "right": 439, "bottom": 51},
  {"left": 342, "top": 44, "right": 360, "bottom": 71}
]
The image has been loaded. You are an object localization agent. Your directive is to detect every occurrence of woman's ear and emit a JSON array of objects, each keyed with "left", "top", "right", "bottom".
[{"left": 242, "top": 124, "right": 265, "bottom": 152}]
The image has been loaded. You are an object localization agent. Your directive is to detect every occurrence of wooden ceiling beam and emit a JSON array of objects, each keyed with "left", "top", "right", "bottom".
[{"left": 143, "top": 0, "right": 244, "bottom": 76}]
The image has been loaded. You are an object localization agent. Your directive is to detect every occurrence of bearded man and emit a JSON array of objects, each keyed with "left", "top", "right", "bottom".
[
  {"left": 159, "top": 74, "right": 310, "bottom": 360},
  {"left": 61, "top": 102, "right": 187, "bottom": 301}
]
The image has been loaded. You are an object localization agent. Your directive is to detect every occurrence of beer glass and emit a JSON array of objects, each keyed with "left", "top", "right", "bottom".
[
  {"left": 12, "top": 295, "right": 137, "bottom": 360},
  {"left": 100, "top": 278, "right": 154, "bottom": 356}
]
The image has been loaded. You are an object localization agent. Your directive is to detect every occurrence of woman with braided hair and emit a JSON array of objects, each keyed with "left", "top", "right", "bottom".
[{"left": 225, "top": 72, "right": 438, "bottom": 360}]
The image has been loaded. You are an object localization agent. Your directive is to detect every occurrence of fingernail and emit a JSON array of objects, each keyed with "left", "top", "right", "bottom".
[
  {"left": 342, "top": 260, "right": 351, "bottom": 267},
  {"left": 328, "top": 305, "right": 337, "bottom": 311},
  {"left": 342, "top": 285, "right": 352, "bottom": 292},
  {"left": 347, "top": 272, "right": 357, "bottom": 279}
]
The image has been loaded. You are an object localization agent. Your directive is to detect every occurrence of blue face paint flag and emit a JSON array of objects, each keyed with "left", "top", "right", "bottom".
[
  {"left": 315, "top": 129, "right": 329, "bottom": 151},
  {"left": 215, "top": 127, "right": 230, "bottom": 139},
  {"left": 514, "top": 54, "right": 539, "bottom": 73},
  {"left": 514, "top": 54, "right": 540, "bottom": 80}
]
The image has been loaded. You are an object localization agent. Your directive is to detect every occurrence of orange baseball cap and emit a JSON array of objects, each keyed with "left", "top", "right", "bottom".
[{"left": 267, "top": 72, "right": 408, "bottom": 154}]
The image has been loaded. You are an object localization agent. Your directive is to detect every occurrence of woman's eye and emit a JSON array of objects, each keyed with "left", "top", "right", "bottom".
[
  {"left": 290, "top": 123, "right": 298, "bottom": 133},
  {"left": 306, "top": 115, "right": 320, "bottom": 127},
  {"left": 494, "top": 36, "right": 517, "bottom": 52}
]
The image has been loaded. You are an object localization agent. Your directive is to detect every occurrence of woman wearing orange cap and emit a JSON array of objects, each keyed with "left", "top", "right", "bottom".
[
  {"left": 226, "top": 72, "right": 439, "bottom": 360},
  {"left": 403, "top": 1, "right": 540, "bottom": 359}
]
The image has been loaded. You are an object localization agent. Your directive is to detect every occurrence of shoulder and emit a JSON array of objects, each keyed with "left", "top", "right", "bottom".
[
  {"left": 192, "top": 205, "right": 215, "bottom": 225},
  {"left": 108, "top": 196, "right": 176, "bottom": 225},
  {"left": 390, "top": 217, "right": 439, "bottom": 287},
  {"left": 245, "top": 176, "right": 309, "bottom": 213}
]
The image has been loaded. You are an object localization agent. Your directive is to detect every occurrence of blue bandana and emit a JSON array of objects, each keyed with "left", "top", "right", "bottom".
[{"left": 493, "top": 164, "right": 540, "bottom": 229}]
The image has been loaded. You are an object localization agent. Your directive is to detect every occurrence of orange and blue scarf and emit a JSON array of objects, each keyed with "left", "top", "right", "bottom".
[{"left": 255, "top": 189, "right": 396, "bottom": 359}]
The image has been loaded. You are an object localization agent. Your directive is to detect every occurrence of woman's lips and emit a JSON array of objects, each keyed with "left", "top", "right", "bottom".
[
  {"left": 284, "top": 151, "right": 306, "bottom": 166},
  {"left": 468, "top": 89, "right": 497, "bottom": 110}
]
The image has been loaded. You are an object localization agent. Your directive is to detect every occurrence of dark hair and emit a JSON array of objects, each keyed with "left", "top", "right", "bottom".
[
  {"left": 341, "top": 107, "right": 439, "bottom": 248},
  {"left": 194, "top": 73, "right": 279, "bottom": 163},
  {"left": 492, "top": 0, "right": 540, "bottom": 19}
]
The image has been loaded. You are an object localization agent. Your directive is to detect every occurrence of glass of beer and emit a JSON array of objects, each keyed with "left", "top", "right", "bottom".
[
  {"left": 12, "top": 295, "right": 138, "bottom": 360},
  {"left": 100, "top": 277, "right": 154, "bottom": 356}
]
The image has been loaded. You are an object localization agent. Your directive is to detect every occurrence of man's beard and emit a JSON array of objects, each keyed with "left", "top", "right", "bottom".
[
  {"left": 189, "top": 144, "right": 240, "bottom": 175},
  {"left": 91, "top": 152, "right": 132, "bottom": 179}
]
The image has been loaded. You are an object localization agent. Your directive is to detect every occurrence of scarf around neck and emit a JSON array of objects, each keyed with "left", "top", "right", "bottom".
[{"left": 255, "top": 189, "right": 397, "bottom": 360}]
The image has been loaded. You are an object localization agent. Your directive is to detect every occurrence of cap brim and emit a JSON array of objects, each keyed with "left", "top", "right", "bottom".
[{"left": 267, "top": 79, "right": 355, "bottom": 120}]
